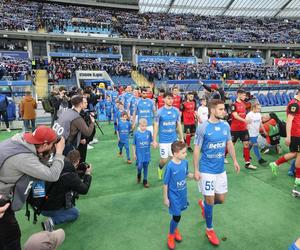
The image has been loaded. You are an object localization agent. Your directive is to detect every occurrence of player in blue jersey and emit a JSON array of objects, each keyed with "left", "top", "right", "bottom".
[
  {"left": 105, "top": 95, "right": 113, "bottom": 124},
  {"left": 117, "top": 111, "right": 132, "bottom": 164},
  {"left": 289, "top": 238, "right": 300, "bottom": 250},
  {"left": 116, "top": 102, "right": 125, "bottom": 125},
  {"left": 153, "top": 92, "right": 184, "bottom": 180},
  {"left": 193, "top": 99, "right": 240, "bottom": 246},
  {"left": 128, "top": 88, "right": 140, "bottom": 119},
  {"left": 132, "top": 118, "right": 152, "bottom": 188},
  {"left": 163, "top": 141, "right": 193, "bottom": 250},
  {"left": 112, "top": 101, "right": 120, "bottom": 134},
  {"left": 119, "top": 85, "right": 133, "bottom": 109},
  {"left": 133, "top": 88, "right": 156, "bottom": 135}
]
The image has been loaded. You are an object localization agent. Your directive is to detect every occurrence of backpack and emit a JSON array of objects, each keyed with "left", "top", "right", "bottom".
[
  {"left": 0, "top": 94, "right": 7, "bottom": 111},
  {"left": 42, "top": 96, "right": 54, "bottom": 113},
  {"left": 269, "top": 112, "right": 286, "bottom": 138}
]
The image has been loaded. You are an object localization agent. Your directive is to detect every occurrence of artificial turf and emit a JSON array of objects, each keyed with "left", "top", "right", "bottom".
[{"left": 2, "top": 112, "right": 300, "bottom": 250}]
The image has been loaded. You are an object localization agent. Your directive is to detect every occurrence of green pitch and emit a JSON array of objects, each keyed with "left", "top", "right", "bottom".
[{"left": 3, "top": 112, "right": 299, "bottom": 250}]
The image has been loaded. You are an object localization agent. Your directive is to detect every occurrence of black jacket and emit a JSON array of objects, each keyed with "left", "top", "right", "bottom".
[{"left": 41, "top": 159, "right": 92, "bottom": 211}]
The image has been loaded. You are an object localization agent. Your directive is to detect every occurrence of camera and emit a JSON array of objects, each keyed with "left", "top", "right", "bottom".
[
  {"left": 0, "top": 193, "right": 12, "bottom": 207},
  {"left": 76, "top": 162, "right": 90, "bottom": 178}
]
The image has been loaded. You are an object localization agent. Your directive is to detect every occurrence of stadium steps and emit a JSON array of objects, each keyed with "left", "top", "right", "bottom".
[{"left": 131, "top": 70, "right": 152, "bottom": 87}]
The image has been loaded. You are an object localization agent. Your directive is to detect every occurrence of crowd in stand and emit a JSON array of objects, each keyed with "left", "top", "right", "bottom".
[
  {"left": 48, "top": 58, "right": 132, "bottom": 81},
  {"left": 271, "top": 51, "right": 300, "bottom": 59},
  {"left": 138, "top": 62, "right": 300, "bottom": 81},
  {"left": 137, "top": 48, "right": 192, "bottom": 57},
  {"left": 1, "top": 0, "right": 300, "bottom": 44},
  {"left": 0, "top": 57, "right": 31, "bottom": 80},
  {"left": 50, "top": 42, "right": 120, "bottom": 54},
  {"left": 207, "top": 50, "right": 262, "bottom": 58},
  {"left": 0, "top": 39, "right": 27, "bottom": 51}
]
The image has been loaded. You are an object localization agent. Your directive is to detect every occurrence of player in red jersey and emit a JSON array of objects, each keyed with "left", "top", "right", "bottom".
[
  {"left": 156, "top": 89, "right": 165, "bottom": 110},
  {"left": 231, "top": 89, "right": 256, "bottom": 170},
  {"left": 172, "top": 86, "right": 182, "bottom": 110},
  {"left": 285, "top": 88, "right": 300, "bottom": 186},
  {"left": 146, "top": 86, "right": 154, "bottom": 99},
  {"left": 181, "top": 92, "right": 197, "bottom": 152}
]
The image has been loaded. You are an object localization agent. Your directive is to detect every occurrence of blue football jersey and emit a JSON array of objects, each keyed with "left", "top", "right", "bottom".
[
  {"left": 164, "top": 159, "right": 189, "bottom": 215},
  {"left": 105, "top": 100, "right": 113, "bottom": 115},
  {"left": 133, "top": 130, "right": 152, "bottom": 163},
  {"left": 136, "top": 98, "right": 155, "bottom": 126},
  {"left": 194, "top": 120, "right": 231, "bottom": 174},
  {"left": 129, "top": 96, "right": 140, "bottom": 115},
  {"left": 156, "top": 107, "right": 180, "bottom": 143},
  {"left": 117, "top": 120, "right": 131, "bottom": 143}
]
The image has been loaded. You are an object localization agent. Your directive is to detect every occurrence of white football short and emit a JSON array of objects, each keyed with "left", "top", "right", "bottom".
[
  {"left": 197, "top": 171, "right": 228, "bottom": 196},
  {"left": 159, "top": 143, "right": 173, "bottom": 159}
]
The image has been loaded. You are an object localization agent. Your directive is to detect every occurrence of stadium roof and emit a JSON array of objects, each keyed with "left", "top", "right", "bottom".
[{"left": 139, "top": 0, "right": 300, "bottom": 18}]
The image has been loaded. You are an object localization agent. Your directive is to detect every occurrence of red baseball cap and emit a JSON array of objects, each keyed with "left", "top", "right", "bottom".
[
  {"left": 211, "top": 84, "right": 218, "bottom": 90},
  {"left": 24, "top": 126, "right": 57, "bottom": 145}
]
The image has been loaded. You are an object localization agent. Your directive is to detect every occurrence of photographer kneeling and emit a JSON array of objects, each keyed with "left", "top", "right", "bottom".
[{"left": 41, "top": 150, "right": 92, "bottom": 230}]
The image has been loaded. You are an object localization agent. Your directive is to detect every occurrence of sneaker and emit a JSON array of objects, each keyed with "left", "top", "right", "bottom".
[
  {"left": 206, "top": 228, "right": 220, "bottom": 246},
  {"left": 187, "top": 147, "right": 193, "bottom": 153},
  {"left": 224, "top": 158, "right": 229, "bottom": 164},
  {"left": 269, "top": 162, "right": 278, "bottom": 176},
  {"left": 258, "top": 158, "right": 267, "bottom": 165},
  {"left": 261, "top": 148, "right": 270, "bottom": 154},
  {"left": 143, "top": 180, "right": 149, "bottom": 188},
  {"left": 89, "top": 138, "right": 98, "bottom": 145},
  {"left": 198, "top": 199, "right": 205, "bottom": 218},
  {"left": 137, "top": 174, "right": 141, "bottom": 184},
  {"left": 127, "top": 160, "right": 132, "bottom": 164},
  {"left": 167, "top": 234, "right": 176, "bottom": 250},
  {"left": 295, "top": 178, "right": 300, "bottom": 186},
  {"left": 158, "top": 167, "right": 163, "bottom": 180},
  {"left": 174, "top": 228, "right": 182, "bottom": 242},
  {"left": 87, "top": 144, "right": 94, "bottom": 150},
  {"left": 6, "top": 128, "right": 11, "bottom": 133},
  {"left": 118, "top": 152, "right": 122, "bottom": 157},
  {"left": 41, "top": 217, "right": 54, "bottom": 232},
  {"left": 245, "top": 164, "right": 257, "bottom": 170}
]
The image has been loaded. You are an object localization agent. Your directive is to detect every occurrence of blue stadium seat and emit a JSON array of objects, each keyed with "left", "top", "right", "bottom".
[
  {"left": 275, "top": 92, "right": 282, "bottom": 106},
  {"left": 259, "top": 94, "right": 268, "bottom": 107},
  {"left": 267, "top": 92, "right": 276, "bottom": 106},
  {"left": 281, "top": 92, "right": 289, "bottom": 105},
  {"left": 289, "top": 92, "right": 295, "bottom": 100}
]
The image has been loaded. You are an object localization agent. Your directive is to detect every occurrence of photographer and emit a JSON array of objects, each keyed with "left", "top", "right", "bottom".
[
  {"left": 53, "top": 95, "right": 95, "bottom": 156},
  {"left": 0, "top": 126, "right": 65, "bottom": 250},
  {"left": 41, "top": 150, "right": 92, "bottom": 230}
]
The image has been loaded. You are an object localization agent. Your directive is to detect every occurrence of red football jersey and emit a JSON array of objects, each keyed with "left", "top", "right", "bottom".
[
  {"left": 173, "top": 95, "right": 181, "bottom": 109},
  {"left": 231, "top": 101, "right": 247, "bottom": 131},
  {"left": 287, "top": 99, "right": 300, "bottom": 137},
  {"left": 146, "top": 92, "right": 153, "bottom": 99},
  {"left": 157, "top": 95, "right": 165, "bottom": 109},
  {"left": 182, "top": 101, "right": 196, "bottom": 125}
]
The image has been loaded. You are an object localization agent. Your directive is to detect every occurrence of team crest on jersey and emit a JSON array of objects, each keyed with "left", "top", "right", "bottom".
[
  {"left": 215, "top": 127, "right": 220, "bottom": 131},
  {"left": 167, "top": 111, "right": 172, "bottom": 115}
]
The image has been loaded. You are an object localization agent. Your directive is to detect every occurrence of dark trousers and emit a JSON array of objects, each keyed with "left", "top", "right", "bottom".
[
  {"left": 78, "top": 142, "right": 88, "bottom": 163},
  {"left": 0, "top": 110, "right": 9, "bottom": 128},
  {"left": 0, "top": 208, "right": 21, "bottom": 250}
]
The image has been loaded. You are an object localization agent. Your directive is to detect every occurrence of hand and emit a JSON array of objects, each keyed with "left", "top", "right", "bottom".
[
  {"left": 80, "top": 139, "right": 86, "bottom": 145},
  {"left": 86, "top": 164, "right": 92, "bottom": 175},
  {"left": 194, "top": 171, "right": 201, "bottom": 181},
  {"left": 153, "top": 141, "right": 158, "bottom": 148},
  {"left": 233, "top": 161, "right": 240, "bottom": 174},
  {"left": 0, "top": 195, "right": 10, "bottom": 219},
  {"left": 246, "top": 118, "right": 252, "bottom": 124},
  {"left": 90, "top": 114, "right": 95, "bottom": 123},
  {"left": 164, "top": 198, "right": 170, "bottom": 207},
  {"left": 285, "top": 137, "right": 291, "bottom": 146},
  {"left": 180, "top": 138, "right": 185, "bottom": 143},
  {"left": 55, "top": 137, "right": 65, "bottom": 155}
]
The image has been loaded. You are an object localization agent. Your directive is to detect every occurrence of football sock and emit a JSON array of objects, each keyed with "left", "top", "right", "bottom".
[
  {"left": 169, "top": 218, "right": 178, "bottom": 234},
  {"left": 243, "top": 147, "right": 251, "bottom": 162},
  {"left": 125, "top": 144, "right": 130, "bottom": 160},
  {"left": 253, "top": 145, "right": 261, "bottom": 160},
  {"left": 143, "top": 163, "right": 149, "bottom": 180},
  {"left": 296, "top": 168, "right": 300, "bottom": 179},
  {"left": 159, "top": 164, "right": 164, "bottom": 170},
  {"left": 276, "top": 156, "right": 287, "bottom": 166},
  {"left": 204, "top": 200, "right": 213, "bottom": 229},
  {"left": 186, "top": 134, "right": 191, "bottom": 147}
]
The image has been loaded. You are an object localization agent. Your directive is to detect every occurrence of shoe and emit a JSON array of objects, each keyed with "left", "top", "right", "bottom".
[
  {"left": 41, "top": 217, "right": 54, "bottom": 232},
  {"left": 174, "top": 228, "right": 182, "bottom": 242},
  {"left": 295, "top": 178, "right": 300, "bottom": 186},
  {"left": 261, "top": 148, "right": 270, "bottom": 154},
  {"left": 143, "top": 180, "right": 149, "bottom": 188},
  {"left": 87, "top": 144, "right": 94, "bottom": 150},
  {"left": 6, "top": 128, "right": 11, "bottom": 133},
  {"left": 89, "top": 138, "right": 98, "bottom": 145},
  {"left": 167, "top": 234, "right": 176, "bottom": 250},
  {"left": 269, "top": 162, "right": 278, "bottom": 176},
  {"left": 224, "top": 159, "right": 229, "bottom": 164},
  {"left": 118, "top": 152, "right": 122, "bottom": 157},
  {"left": 137, "top": 174, "right": 141, "bottom": 184},
  {"left": 158, "top": 167, "right": 163, "bottom": 180},
  {"left": 206, "top": 228, "right": 220, "bottom": 246},
  {"left": 187, "top": 147, "right": 193, "bottom": 153},
  {"left": 127, "top": 160, "right": 132, "bottom": 164},
  {"left": 258, "top": 158, "right": 267, "bottom": 165},
  {"left": 198, "top": 199, "right": 205, "bottom": 218},
  {"left": 245, "top": 164, "right": 257, "bottom": 170}
]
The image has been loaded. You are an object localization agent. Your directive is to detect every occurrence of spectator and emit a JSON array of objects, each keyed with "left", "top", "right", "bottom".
[{"left": 20, "top": 91, "right": 37, "bottom": 132}]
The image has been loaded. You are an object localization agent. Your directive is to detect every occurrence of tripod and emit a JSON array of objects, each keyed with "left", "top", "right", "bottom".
[{"left": 95, "top": 120, "right": 104, "bottom": 135}]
